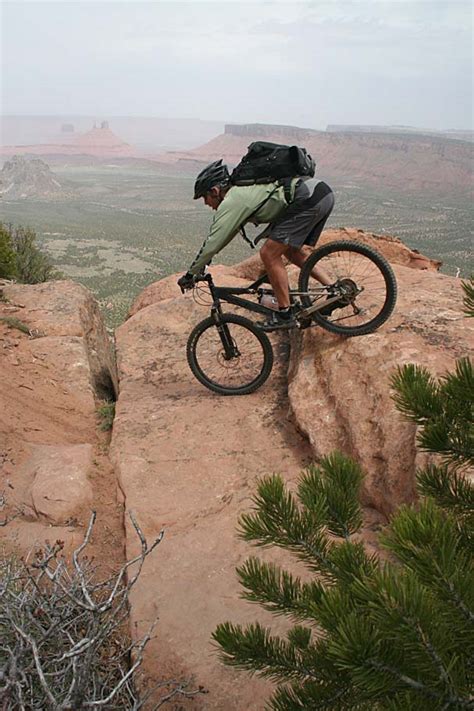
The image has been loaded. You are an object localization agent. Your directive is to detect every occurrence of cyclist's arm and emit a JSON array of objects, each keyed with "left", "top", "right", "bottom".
[{"left": 187, "top": 192, "right": 261, "bottom": 275}]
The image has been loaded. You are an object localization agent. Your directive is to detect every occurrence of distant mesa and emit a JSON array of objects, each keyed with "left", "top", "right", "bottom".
[
  {"left": 326, "top": 124, "right": 474, "bottom": 142},
  {"left": 224, "top": 122, "right": 319, "bottom": 141},
  {"left": 0, "top": 155, "right": 68, "bottom": 199},
  {"left": 0, "top": 121, "right": 135, "bottom": 158},
  {"left": 168, "top": 122, "right": 473, "bottom": 196}
]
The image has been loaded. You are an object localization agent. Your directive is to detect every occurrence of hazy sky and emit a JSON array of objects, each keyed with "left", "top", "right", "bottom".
[{"left": 2, "top": 0, "right": 472, "bottom": 130}]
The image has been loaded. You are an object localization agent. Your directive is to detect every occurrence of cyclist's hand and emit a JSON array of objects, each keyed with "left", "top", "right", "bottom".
[{"left": 177, "top": 272, "right": 195, "bottom": 292}]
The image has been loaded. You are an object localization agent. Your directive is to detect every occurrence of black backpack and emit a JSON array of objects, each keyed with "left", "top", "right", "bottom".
[{"left": 230, "top": 141, "right": 316, "bottom": 201}]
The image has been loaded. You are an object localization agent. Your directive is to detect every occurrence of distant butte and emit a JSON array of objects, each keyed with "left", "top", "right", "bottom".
[{"left": 0, "top": 122, "right": 134, "bottom": 158}]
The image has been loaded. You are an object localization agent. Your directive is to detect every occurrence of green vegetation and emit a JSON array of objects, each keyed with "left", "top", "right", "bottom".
[
  {"left": 0, "top": 315, "right": 31, "bottom": 334},
  {"left": 97, "top": 401, "right": 116, "bottom": 431},
  {"left": 0, "top": 224, "right": 17, "bottom": 279},
  {"left": 1, "top": 162, "right": 471, "bottom": 327},
  {"left": 212, "top": 335, "right": 473, "bottom": 706},
  {"left": 0, "top": 222, "right": 60, "bottom": 283}
]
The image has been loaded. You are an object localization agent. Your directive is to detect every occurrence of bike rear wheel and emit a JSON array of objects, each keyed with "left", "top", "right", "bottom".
[
  {"left": 187, "top": 313, "right": 274, "bottom": 395},
  {"left": 298, "top": 240, "right": 397, "bottom": 336}
]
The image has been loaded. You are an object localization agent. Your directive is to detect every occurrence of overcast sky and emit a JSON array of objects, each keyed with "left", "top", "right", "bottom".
[{"left": 1, "top": 0, "right": 472, "bottom": 130}]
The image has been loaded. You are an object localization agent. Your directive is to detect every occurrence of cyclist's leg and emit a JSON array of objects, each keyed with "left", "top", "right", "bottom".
[
  {"left": 259, "top": 239, "right": 292, "bottom": 308},
  {"left": 286, "top": 246, "right": 332, "bottom": 285},
  {"left": 260, "top": 182, "right": 335, "bottom": 308},
  {"left": 286, "top": 189, "right": 334, "bottom": 286}
]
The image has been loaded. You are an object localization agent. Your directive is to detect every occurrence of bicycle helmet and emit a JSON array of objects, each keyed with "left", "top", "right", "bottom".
[{"left": 193, "top": 159, "right": 230, "bottom": 199}]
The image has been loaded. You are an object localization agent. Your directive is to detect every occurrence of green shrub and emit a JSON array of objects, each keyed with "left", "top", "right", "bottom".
[
  {"left": 97, "top": 401, "right": 116, "bottom": 431},
  {"left": 0, "top": 223, "right": 17, "bottom": 279},
  {"left": 0, "top": 222, "right": 61, "bottom": 284}
]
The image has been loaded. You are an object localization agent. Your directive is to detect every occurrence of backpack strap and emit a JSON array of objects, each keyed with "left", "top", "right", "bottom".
[
  {"left": 240, "top": 224, "right": 255, "bottom": 248},
  {"left": 238, "top": 185, "right": 281, "bottom": 249},
  {"left": 279, "top": 177, "right": 293, "bottom": 204}
]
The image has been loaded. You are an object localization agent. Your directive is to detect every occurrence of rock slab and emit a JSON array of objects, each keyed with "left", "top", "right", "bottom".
[{"left": 29, "top": 444, "right": 94, "bottom": 524}]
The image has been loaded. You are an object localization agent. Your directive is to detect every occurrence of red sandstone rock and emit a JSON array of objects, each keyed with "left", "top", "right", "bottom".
[
  {"left": 1, "top": 237, "right": 470, "bottom": 708},
  {"left": 112, "top": 245, "right": 470, "bottom": 707},
  {"left": 0, "top": 281, "right": 120, "bottom": 559},
  {"left": 287, "top": 266, "right": 471, "bottom": 516},
  {"left": 28, "top": 444, "right": 94, "bottom": 524}
]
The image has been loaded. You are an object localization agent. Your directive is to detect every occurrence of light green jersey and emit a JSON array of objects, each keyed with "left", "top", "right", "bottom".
[{"left": 188, "top": 180, "right": 297, "bottom": 275}]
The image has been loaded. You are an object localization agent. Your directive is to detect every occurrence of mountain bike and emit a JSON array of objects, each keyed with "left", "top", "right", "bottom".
[{"left": 185, "top": 240, "right": 397, "bottom": 396}]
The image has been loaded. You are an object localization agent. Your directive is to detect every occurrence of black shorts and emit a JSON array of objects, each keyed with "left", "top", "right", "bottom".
[{"left": 270, "top": 180, "right": 334, "bottom": 248}]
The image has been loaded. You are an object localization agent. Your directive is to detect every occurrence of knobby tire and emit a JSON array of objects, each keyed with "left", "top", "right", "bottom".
[
  {"left": 187, "top": 313, "right": 274, "bottom": 395},
  {"left": 298, "top": 240, "right": 397, "bottom": 336}
]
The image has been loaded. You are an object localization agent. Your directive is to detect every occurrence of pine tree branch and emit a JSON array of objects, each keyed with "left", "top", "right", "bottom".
[
  {"left": 417, "top": 464, "right": 474, "bottom": 517},
  {"left": 390, "top": 364, "right": 442, "bottom": 423},
  {"left": 368, "top": 660, "right": 472, "bottom": 708},
  {"left": 238, "top": 475, "right": 339, "bottom": 579},
  {"left": 237, "top": 557, "right": 325, "bottom": 622},
  {"left": 299, "top": 454, "right": 364, "bottom": 539},
  {"left": 411, "top": 618, "right": 455, "bottom": 694},
  {"left": 270, "top": 679, "right": 356, "bottom": 710},
  {"left": 381, "top": 502, "right": 474, "bottom": 628},
  {"left": 212, "top": 622, "right": 319, "bottom": 682}
]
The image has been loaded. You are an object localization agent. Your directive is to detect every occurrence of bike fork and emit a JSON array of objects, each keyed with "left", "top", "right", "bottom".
[{"left": 211, "top": 309, "right": 240, "bottom": 359}]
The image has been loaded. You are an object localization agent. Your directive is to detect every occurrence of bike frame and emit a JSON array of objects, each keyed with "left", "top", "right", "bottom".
[
  {"left": 197, "top": 272, "right": 335, "bottom": 320},
  {"left": 194, "top": 273, "right": 332, "bottom": 359}
]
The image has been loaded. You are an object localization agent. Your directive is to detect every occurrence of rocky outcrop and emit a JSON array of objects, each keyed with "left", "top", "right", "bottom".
[
  {"left": 0, "top": 280, "right": 121, "bottom": 559},
  {"left": 0, "top": 125, "right": 134, "bottom": 160},
  {"left": 112, "top": 280, "right": 315, "bottom": 709},
  {"left": 0, "top": 155, "right": 69, "bottom": 199},
  {"left": 287, "top": 266, "right": 471, "bottom": 516},
  {"left": 28, "top": 444, "right": 94, "bottom": 524},
  {"left": 1, "top": 234, "right": 470, "bottom": 708},
  {"left": 112, "top": 232, "right": 470, "bottom": 708}
]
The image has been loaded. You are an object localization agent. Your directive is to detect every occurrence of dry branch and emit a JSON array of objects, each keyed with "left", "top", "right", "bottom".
[{"left": 0, "top": 512, "right": 204, "bottom": 709}]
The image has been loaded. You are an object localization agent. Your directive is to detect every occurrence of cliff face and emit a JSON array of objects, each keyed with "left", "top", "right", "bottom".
[
  {"left": 170, "top": 124, "right": 473, "bottom": 195},
  {"left": 0, "top": 125, "right": 134, "bottom": 159},
  {"left": 225, "top": 123, "right": 319, "bottom": 140}
]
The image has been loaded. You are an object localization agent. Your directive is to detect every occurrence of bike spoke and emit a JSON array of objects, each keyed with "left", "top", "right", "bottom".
[
  {"left": 194, "top": 323, "right": 267, "bottom": 390},
  {"left": 302, "top": 246, "right": 392, "bottom": 331}
]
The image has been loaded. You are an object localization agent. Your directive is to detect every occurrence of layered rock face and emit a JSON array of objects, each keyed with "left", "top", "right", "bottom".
[
  {"left": 112, "top": 229, "right": 471, "bottom": 707},
  {"left": 287, "top": 266, "right": 470, "bottom": 516},
  {"left": 170, "top": 125, "right": 473, "bottom": 195},
  {"left": 0, "top": 280, "right": 119, "bottom": 556}
]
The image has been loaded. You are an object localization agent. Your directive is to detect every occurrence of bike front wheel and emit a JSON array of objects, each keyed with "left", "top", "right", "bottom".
[
  {"left": 298, "top": 240, "right": 397, "bottom": 336},
  {"left": 187, "top": 313, "right": 274, "bottom": 395}
]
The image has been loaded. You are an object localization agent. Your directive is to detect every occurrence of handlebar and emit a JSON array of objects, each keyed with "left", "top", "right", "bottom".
[
  {"left": 194, "top": 273, "right": 212, "bottom": 284},
  {"left": 178, "top": 271, "right": 212, "bottom": 294}
]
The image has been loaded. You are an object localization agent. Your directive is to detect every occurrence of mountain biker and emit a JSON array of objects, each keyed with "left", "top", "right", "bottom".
[{"left": 177, "top": 159, "right": 335, "bottom": 330}]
